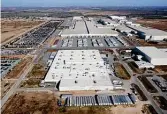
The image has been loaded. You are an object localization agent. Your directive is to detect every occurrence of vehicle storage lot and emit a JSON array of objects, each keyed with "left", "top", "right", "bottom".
[
  {"left": 2, "top": 21, "right": 60, "bottom": 49},
  {"left": 1, "top": 19, "right": 44, "bottom": 43},
  {"left": 1, "top": 49, "right": 32, "bottom": 56},
  {"left": 1, "top": 57, "right": 21, "bottom": 78},
  {"left": 54, "top": 36, "right": 129, "bottom": 49}
]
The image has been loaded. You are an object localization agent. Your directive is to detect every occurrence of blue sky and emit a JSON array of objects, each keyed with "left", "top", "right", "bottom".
[{"left": 2, "top": 0, "right": 167, "bottom": 7}]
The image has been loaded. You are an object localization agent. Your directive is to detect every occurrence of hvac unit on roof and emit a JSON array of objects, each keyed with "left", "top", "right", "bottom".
[{"left": 75, "top": 80, "right": 78, "bottom": 84}]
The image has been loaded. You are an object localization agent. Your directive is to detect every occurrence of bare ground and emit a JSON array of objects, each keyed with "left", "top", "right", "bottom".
[
  {"left": 4, "top": 57, "right": 32, "bottom": 79},
  {"left": 1, "top": 19, "right": 44, "bottom": 43},
  {"left": 136, "top": 19, "right": 167, "bottom": 31}
]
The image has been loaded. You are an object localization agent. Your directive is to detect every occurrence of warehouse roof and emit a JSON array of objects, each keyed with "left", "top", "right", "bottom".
[
  {"left": 128, "top": 25, "right": 167, "bottom": 36},
  {"left": 86, "top": 20, "right": 118, "bottom": 35},
  {"left": 116, "top": 25, "right": 133, "bottom": 33},
  {"left": 61, "top": 17, "right": 118, "bottom": 36},
  {"left": 61, "top": 20, "right": 88, "bottom": 35},
  {"left": 136, "top": 46, "right": 167, "bottom": 59},
  {"left": 60, "top": 18, "right": 73, "bottom": 27},
  {"left": 44, "top": 50, "right": 113, "bottom": 91}
]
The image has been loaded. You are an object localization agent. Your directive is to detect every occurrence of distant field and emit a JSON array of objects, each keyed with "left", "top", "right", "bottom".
[
  {"left": 1, "top": 19, "right": 44, "bottom": 43},
  {"left": 136, "top": 19, "right": 167, "bottom": 31}
]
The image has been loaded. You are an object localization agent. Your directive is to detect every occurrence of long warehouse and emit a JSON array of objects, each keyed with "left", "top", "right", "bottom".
[{"left": 134, "top": 46, "right": 167, "bottom": 65}]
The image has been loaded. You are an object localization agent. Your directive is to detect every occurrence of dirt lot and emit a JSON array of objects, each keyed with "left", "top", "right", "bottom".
[
  {"left": 142, "top": 104, "right": 158, "bottom": 114},
  {"left": 131, "top": 83, "right": 148, "bottom": 101},
  {"left": 136, "top": 19, "right": 167, "bottom": 31},
  {"left": 27, "top": 63, "right": 47, "bottom": 79},
  {"left": 138, "top": 76, "right": 158, "bottom": 93},
  {"left": 127, "top": 61, "right": 145, "bottom": 74},
  {"left": 114, "top": 63, "right": 131, "bottom": 80},
  {"left": 5, "top": 57, "right": 32, "bottom": 79},
  {"left": 2, "top": 92, "right": 142, "bottom": 114},
  {"left": 154, "top": 66, "right": 167, "bottom": 73},
  {"left": 2, "top": 92, "right": 57, "bottom": 114},
  {"left": 0, "top": 80, "right": 16, "bottom": 99},
  {"left": 19, "top": 63, "right": 47, "bottom": 88},
  {"left": 153, "top": 96, "right": 167, "bottom": 110},
  {"left": 1, "top": 19, "right": 44, "bottom": 43},
  {"left": 20, "top": 79, "right": 41, "bottom": 88},
  {"left": 111, "top": 103, "right": 142, "bottom": 114},
  {"left": 159, "top": 75, "right": 167, "bottom": 81}
]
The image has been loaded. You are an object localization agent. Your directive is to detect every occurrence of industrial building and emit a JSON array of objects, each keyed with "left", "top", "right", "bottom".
[
  {"left": 134, "top": 61, "right": 155, "bottom": 69},
  {"left": 128, "top": 25, "right": 167, "bottom": 41},
  {"left": 97, "top": 18, "right": 119, "bottom": 27},
  {"left": 61, "top": 17, "right": 118, "bottom": 37},
  {"left": 44, "top": 50, "right": 114, "bottom": 91},
  {"left": 109, "top": 16, "right": 126, "bottom": 20},
  {"left": 86, "top": 20, "right": 118, "bottom": 36},
  {"left": 115, "top": 25, "right": 135, "bottom": 35},
  {"left": 133, "top": 47, "right": 167, "bottom": 66}
]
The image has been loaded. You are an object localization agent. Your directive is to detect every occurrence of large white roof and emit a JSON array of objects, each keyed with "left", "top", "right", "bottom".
[
  {"left": 61, "top": 20, "right": 88, "bottom": 35},
  {"left": 116, "top": 25, "right": 133, "bottom": 33},
  {"left": 44, "top": 50, "right": 113, "bottom": 91},
  {"left": 129, "top": 25, "right": 167, "bottom": 36},
  {"left": 136, "top": 46, "right": 167, "bottom": 59},
  {"left": 61, "top": 17, "right": 118, "bottom": 36},
  {"left": 86, "top": 20, "right": 118, "bottom": 35}
]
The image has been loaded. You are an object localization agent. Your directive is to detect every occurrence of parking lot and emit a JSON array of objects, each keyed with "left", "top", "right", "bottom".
[
  {"left": 54, "top": 36, "right": 129, "bottom": 49},
  {"left": 60, "top": 94, "right": 136, "bottom": 107},
  {"left": 1, "top": 49, "right": 32, "bottom": 56},
  {"left": 2, "top": 21, "right": 60, "bottom": 49},
  {"left": 1, "top": 57, "right": 21, "bottom": 78}
]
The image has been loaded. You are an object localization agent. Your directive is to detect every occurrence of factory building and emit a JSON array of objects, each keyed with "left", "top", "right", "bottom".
[
  {"left": 73, "top": 16, "right": 84, "bottom": 20},
  {"left": 44, "top": 50, "right": 114, "bottom": 91},
  {"left": 97, "top": 19, "right": 119, "bottom": 27},
  {"left": 109, "top": 16, "right": 126, "bottom": 20},
  {"left": 61, "top": 17, "right": 118, "bottom": 37},
  {"left": 133, "top": 47, "right": 167, "bottom": 66},
  {"left": 128, "top": 25, "right": 167, "bottom": 41},
  {"left": 115, "top": 25, "right": 136, "bottom": 36}
]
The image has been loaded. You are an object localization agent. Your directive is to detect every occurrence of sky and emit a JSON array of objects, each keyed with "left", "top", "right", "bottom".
[{"left": 2, "top": 0, "right": 167, "bottom": 7}]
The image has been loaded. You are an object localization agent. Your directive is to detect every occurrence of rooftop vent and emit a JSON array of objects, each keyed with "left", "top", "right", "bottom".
[
  {"left": 75, "top": 80, "right": 78, "bottom": 84},
  {"left": 52, "top": 75, "right": 55, "bottom": 79}
]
